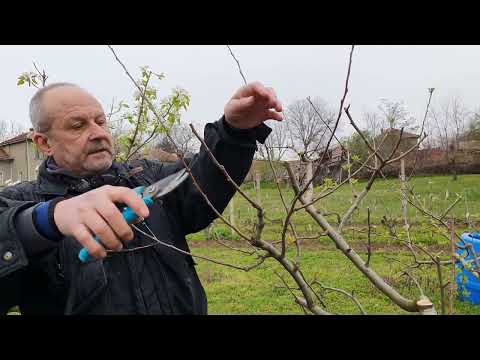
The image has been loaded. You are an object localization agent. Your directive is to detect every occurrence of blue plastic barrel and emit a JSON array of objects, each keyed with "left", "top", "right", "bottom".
[{"left": 456, "top": 232, "right": 480, "bottom": 304}]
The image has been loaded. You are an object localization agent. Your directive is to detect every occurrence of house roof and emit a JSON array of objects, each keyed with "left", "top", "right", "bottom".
[
  {"left": 0, "top": 131, "right": 33, "bottom": 147},
  {"left": 381, "top": 128, "right": 419, "bottom": 139}
]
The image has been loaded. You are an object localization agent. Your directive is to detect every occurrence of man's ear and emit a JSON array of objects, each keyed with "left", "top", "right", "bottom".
[{"left": 33, "top": 132, "right": 53, "bottom": 156}]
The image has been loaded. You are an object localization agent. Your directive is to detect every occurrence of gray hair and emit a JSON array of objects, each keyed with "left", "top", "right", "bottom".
[{"left": 29, "top": 82, "right": 80, "bottom": 133}]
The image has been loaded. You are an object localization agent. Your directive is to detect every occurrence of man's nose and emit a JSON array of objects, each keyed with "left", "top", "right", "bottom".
[{"left": 89, "top": 122, "right": 110, "bottom": 141}]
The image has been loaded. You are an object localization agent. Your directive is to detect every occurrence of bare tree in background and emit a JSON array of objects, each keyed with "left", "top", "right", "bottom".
[
  {"left": 378, "top": 99, "right": 417, "bottom": 131},
  {"left": 0, "top": 119, "right": 26, "bottom": 142},
  {"left": 256, "top": 119, "right": 290, "bottom": 162},
  {"left": 155, "top": 122, "right": 200, "bottom": 158},
  {"left": 285, "top": 97, "right": 336, "bottom": 201},
  {"left": 430, "top": 96, "right": 469, "bottom": 181},
  {"left": 286, "top": 97, "right": 335, "bottom": 160},
  {"left": 466, "top": 107, "right": 480, "bottom": 138},
  {"left": 363, "top": 111, "right": 384, "bottom": 168}
]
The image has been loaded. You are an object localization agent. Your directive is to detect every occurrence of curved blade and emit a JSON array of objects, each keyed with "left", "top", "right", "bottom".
[{"left": 143, "top": 168, "right": 189, "bottom": 200}]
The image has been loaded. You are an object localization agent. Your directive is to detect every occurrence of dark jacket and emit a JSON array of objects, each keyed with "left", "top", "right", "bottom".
[{"left": 0, "top": 117, "right": 270, "bottom": 315}]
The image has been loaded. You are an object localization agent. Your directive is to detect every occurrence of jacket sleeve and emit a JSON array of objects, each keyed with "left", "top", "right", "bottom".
[
  {"left": 141, "top": 116, "right": 271, "bottom": 236},
  {"left": 0, "top": 188, "right": 59, "bottom": 313}
]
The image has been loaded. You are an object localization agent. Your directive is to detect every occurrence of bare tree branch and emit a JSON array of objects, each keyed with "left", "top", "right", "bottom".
[
  {"left": 312, "top": 280, "right": 367, "bottom": 315},
  {"left": 226, "top": 45, "right": 247, "bottom": 85}
]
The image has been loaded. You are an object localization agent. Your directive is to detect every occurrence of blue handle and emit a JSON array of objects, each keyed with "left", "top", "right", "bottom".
[{"left": 78, "top": 192, "right": 154, "bottom": 262}]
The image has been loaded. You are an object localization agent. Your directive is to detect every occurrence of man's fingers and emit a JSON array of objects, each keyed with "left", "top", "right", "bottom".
[
  {"left": 252, "top": 85, "right": 283, "bottom": 112},
  {"left": 86, "top": 212, "right": 124, "bottom": 252},
  {"left": 231, "top": 82, "right": 283, "bottom": 112},
  {"left": 73, "top": 225, "right": 107, "bottom": 259},
  {"left": 265, "top": 87, "right": 283, "bottom": 112},
  {"left": 231, "top": 96, "right": 255, "bottom": 111},
  {"left": 263, "top": 109, "right": 284, "bottom": 122},
  {"left": 105, "top": 186, "right": 150, "bottom": 219},
  {"left": 96, "top": 201, "right": 134, "bottom": 242},
  {"left": 232, "top": 81, "right": 265, "bottom": 99}
]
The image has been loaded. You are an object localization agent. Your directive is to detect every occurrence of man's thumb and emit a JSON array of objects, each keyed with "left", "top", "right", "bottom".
[{"left": 235, "top": 95, "right": 256, "bottom": 110}]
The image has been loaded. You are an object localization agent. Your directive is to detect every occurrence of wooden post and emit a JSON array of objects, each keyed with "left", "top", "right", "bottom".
[{"left": 255, "top": 170, "right": 262, "bottom": 205}]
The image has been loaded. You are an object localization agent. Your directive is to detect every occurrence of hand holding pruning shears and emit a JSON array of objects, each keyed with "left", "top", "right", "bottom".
[{"left": 53, "top": 169, "right": 189, "bottom": 262}]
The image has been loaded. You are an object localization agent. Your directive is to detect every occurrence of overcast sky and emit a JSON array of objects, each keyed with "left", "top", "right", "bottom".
[{"left": 2, "top": 45, "right": 480, "bottom": 137}]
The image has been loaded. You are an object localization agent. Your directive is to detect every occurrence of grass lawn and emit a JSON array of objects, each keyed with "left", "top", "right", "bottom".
[
  {"left": 188, "top": 174, "right": 480, "bottom": 245},
  {"left": 186, "top": 174, "right": 480, "bottom": 315},
  {"left": 192, "top": 246, "right": 480, "bottom": 315}
]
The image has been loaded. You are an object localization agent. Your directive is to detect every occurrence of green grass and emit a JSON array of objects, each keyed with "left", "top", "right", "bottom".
[
  {"left": 193, "top": 246, "right": 480, "bottom": 315},
  {"left": 185, "top": 174, "right": 480, "bottom": 315},
  {"left": 188, "top": 174, "right": 480, "bottom": 244}
]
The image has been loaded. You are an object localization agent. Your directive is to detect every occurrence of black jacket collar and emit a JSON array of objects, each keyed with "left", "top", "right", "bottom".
[{"left": 36, "top": 158, "right": 133, "bottom": 196}]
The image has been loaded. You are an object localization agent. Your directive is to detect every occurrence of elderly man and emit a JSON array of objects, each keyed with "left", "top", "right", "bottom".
[{"left": 0, "top": 82, "right": 283, "bottom": 315}]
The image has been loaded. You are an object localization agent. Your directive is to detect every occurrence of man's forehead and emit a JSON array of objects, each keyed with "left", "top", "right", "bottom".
[{"left": 43, "top": 86, "right": 103, "bottom": 116}]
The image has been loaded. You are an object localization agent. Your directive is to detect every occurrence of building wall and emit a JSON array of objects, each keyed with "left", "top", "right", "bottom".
[
  {"left": 0, "top": 161, "right": 12, "bottom": 185},
  {"left": 0, "top": 140, "right": 45, "bottom": 186}
]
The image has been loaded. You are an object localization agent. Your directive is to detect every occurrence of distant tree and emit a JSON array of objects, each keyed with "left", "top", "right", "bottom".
[
  {"left": 0, "top": 119, "right": 26, "bottom": 142},
  {"left": 155, "top": 122, "right": 199, "bottom": 158},
  {"left": 345, "top": 130, "right": 374, "bottom": 172},
  {"left": 378, "top": 99, "right": 417, "bottom": 132},
  {"left": 256, "top": 119, "right": 290, "bottom": 162},
  {"left": 285, "top": 97, "right": 336, "bottom": 202},
  {"left": 466, "top": 107, "right": 480, "bottom": 140},
  {"left": 429, "top": 96, "right": 470, "bottom": 181},
  {"left": 286, "top": 97, "right": 335, "bottom": 161}
]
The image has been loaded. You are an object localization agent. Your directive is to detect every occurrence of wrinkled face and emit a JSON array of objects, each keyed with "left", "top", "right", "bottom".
[{"left": 36, "top": 86, "right": 115, "bottom": 177}]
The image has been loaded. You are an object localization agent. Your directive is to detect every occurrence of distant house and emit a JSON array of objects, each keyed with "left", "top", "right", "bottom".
[
  {"left": 458, "top": 133, "right": 480, "bottom": 153},
  {"left": 376, "top": 128, "right": 420, "bottom": 160},
  {"left": 0, "top": 130, "right": 45, "bottom": 187},
  {"left": 313, "top": 145, "right": 348, "bottom": 183}
]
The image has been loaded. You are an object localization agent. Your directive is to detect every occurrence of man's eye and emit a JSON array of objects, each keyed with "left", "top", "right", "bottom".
[{"left": 72, "top": 122, "right": 83, "bottom": 129}]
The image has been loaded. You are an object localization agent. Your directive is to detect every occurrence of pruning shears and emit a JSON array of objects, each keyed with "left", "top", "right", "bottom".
[{"left": 79, "top": 168, "right": 190, "bottom": 262}]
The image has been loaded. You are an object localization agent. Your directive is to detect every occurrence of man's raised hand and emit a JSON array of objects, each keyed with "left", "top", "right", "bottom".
[{"left": 224, "top": 82, "right": 283, "bottom": 130}]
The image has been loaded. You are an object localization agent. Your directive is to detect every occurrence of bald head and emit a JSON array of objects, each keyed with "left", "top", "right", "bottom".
[{"left": 29, "top": 82, "right": 98, "bottom": 133}]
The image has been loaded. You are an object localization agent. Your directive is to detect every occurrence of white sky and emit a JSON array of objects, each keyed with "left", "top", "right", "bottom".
[{"left": 1, "top": 45, "right": 480, "bottom": 136}]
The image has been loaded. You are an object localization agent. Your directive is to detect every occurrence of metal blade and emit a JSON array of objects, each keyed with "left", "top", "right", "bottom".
[{"left": 142, "top": 168, "right": 189, "bottom": 200}]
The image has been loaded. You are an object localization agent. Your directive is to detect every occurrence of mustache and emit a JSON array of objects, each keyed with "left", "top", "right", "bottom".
[{"left": 87, "top": 142, "right": 113, "bottom": 155}]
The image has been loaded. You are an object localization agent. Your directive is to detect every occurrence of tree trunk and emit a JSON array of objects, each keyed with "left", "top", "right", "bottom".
[
  {"left": 304, "top": 161, "right": 314, "bottom": 203},
  {"left": 452, "top": 155, "right": 457, "bottom": 181}
]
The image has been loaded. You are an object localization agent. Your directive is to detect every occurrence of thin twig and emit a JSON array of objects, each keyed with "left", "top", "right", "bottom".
[
  {"left": 285, "top": 162, "right": 424, "bottom": 313},
  {"left": 407, "top": 88, "right": 435, "bottom": 181},
  {"left": 125, "top": 71, "right": 152, "bottom": 161},
  {"left": 312, "top": 281, "right": 367, "bottom": 315},
  {"left": 107, "top": 45, "right": 251, "bottom": 243},
  {"left": 265, "top": 148, "right": 300, "bottom": 259},
  {"left": 226, "top": 45, "right": 247, "bottom": 85},
  {"left": 131, "top": 224, "right": 267, "bottom": 271},
  {"left": 307, "top": 96, "right": 347, "bottom": 152}
]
